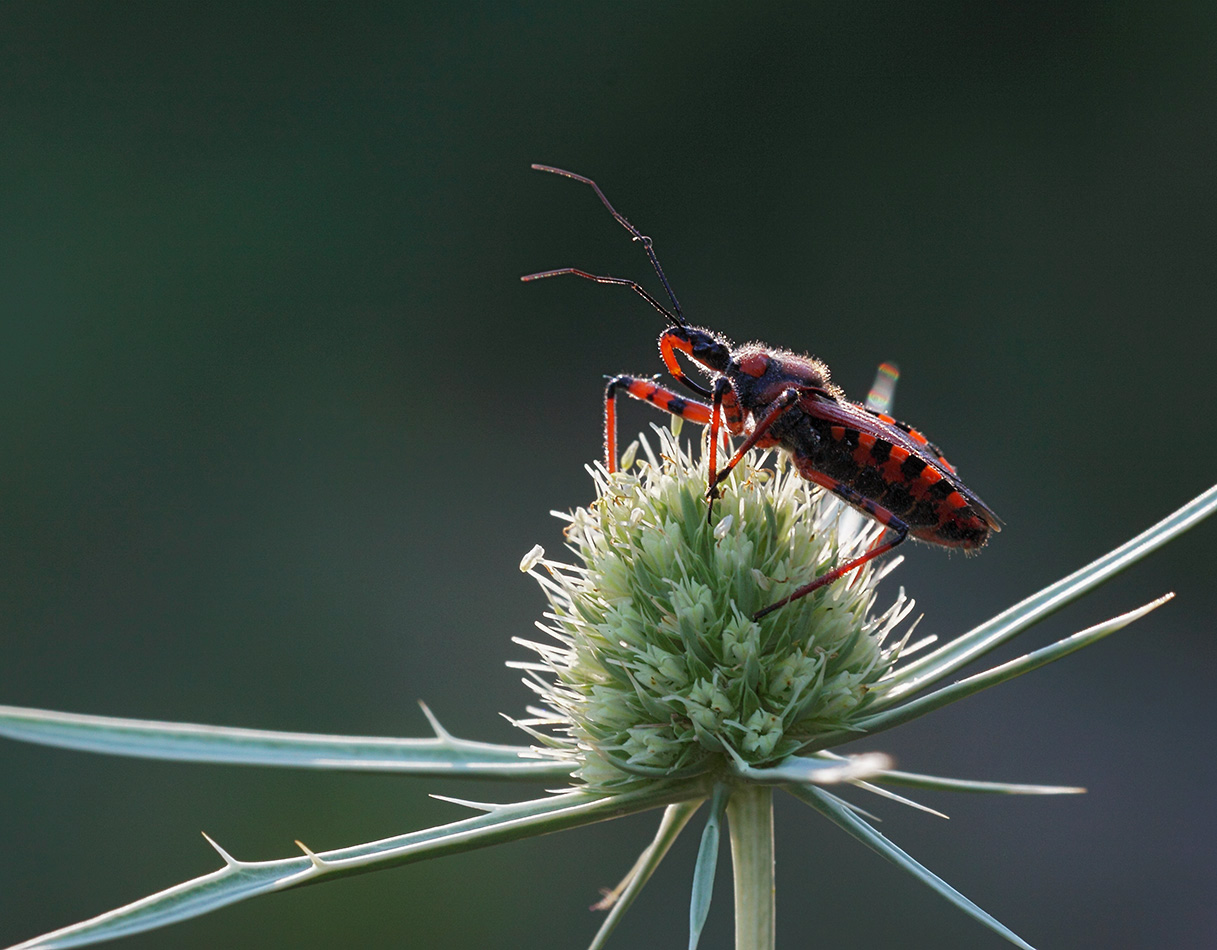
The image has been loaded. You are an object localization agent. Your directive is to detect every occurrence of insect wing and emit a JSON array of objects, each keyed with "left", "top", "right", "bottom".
[{"left": 799, "top": 391, "right": 1002, "bottom": 532}]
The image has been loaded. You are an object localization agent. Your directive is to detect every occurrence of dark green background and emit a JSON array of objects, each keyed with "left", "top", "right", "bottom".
[{"left": 2, "top": 4, "right": 1215, "bottom": 949}]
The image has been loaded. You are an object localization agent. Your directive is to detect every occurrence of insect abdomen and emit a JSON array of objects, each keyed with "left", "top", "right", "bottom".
[{"left": 800, "top": 421, "right": 992, "bottom": 549}]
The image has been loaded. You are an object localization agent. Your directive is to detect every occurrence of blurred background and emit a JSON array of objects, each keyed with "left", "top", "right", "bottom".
[{"left": 1, "top": 3, "right": 1215, "bottom": 948}]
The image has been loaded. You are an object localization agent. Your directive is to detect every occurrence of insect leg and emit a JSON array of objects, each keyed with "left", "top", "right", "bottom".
[
  {"left": 707, "top": 388, "right": 800, "bottom": 499},
  {"left": 703, "top": 379, "right": 734, "bottom": 522},
  {"left": 604, "top": 375, "right": 711, "bottom": 472},
  {"left": 754, "top": 480, "right": 909, "bottom": 620},
  {"left": 658, "top": 329, "right": 714, "bottom": 399}
]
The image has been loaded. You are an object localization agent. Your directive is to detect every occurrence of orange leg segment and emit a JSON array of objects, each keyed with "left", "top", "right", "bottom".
[
  {"left": 658, "top": 330, "right": 714, "bottom": 399},
  {"left": 707, "top": 388, "right": 799, "bottom": 500},
  {"left": 604, "top": 375, "right": 712, "bottom": 472}
]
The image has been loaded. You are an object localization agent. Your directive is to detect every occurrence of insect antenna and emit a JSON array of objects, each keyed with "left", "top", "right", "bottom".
[
  {"left": 529, "top": 164, "right": 687, "bottom": 327},
  {"left": 520, "top": 267, "right": 681, "bottom": 325}
]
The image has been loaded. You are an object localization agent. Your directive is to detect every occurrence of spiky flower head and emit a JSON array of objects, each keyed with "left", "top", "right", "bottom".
[{"left": 516, "top": 425, "right": 917, "bottom": 792}]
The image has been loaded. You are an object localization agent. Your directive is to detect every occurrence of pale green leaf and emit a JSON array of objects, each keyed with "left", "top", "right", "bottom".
[
  {"left": 880, "top": 485, "right": 1217, "bottom": 704},
  {"left": 872, "top": 770, "right": 1085, "bottom": 796},
  {"left": 0, "top": 702, "right": 569, "bottom": 780},
  {"left": 849, "top": 594, "right": 1172, "bottom": 739},
  {"left": 587, "top": 801, "right": 703, "bottom": 950},
  {"left": 688, "top": 783, "right": 730, "bottom": 950},
  {"left": 728, "top": 750, "right": 893, "bottom": 785},
  {"left": 7, "top": 783, "right": 695, "bottom": 950},
  {"left": 787, "top": 785, "right": 1037, "bottom": 950},
  {"left": 850, "top": 781, "right": 951, "bottom": 819}
]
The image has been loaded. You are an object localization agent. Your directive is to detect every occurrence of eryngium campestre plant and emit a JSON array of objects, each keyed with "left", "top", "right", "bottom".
[
  {"left": 516, "top": 424, "right": 915, "bottom": 791},
  {"left": 2, "top": 418, "right": 1211, "bottom": 950}
]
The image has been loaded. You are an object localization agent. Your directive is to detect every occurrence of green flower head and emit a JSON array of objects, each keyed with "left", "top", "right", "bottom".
[{"left": 517, "top": 424, "right": 918, "bottom": 791}]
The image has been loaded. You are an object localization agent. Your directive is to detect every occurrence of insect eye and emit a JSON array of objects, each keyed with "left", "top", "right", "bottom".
[{"left": 692, "top": 339, "right": 729, "bottom": 369}]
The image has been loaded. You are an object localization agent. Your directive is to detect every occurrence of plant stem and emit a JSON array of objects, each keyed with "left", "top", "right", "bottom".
[{"left": 727, "top": 783, "right": 775, "bottom": 950}]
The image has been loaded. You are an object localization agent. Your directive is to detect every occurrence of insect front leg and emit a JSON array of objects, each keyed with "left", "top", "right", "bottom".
[
  {"left": 705, "top": 378, "right": 746, "bottom": 513},
  {"left": 707, "top": 387, "right": 800, "bottom": 501},
  {"left": 754, "top": 478, "right": 909, "bottom": 620},
  {"left": 658, "top": 330, "right": 715, "bottom": 400},
  {"left": 604, "top": 375, "right": 712, "bottom": 472}
]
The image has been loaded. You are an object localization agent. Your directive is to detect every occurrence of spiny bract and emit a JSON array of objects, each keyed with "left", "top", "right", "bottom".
[{"left": 516, "top": 425, "right": 918, "bottom": 791}]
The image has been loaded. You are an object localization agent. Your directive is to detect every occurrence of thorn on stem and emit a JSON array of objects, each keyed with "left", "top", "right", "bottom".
[
  {"left": 201, "top": 831, "right": 240, "bottom": 868},
  {"left": 418, "top": 700, "right": 453, "bottom": 741}
]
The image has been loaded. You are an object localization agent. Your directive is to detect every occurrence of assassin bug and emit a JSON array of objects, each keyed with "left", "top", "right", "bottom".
[{"left": 522, "top": 164, "right": 1000, "bottom": 619}]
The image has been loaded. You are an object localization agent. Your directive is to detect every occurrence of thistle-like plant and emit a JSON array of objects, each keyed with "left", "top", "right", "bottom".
[{"left": 1, "top": 409, "right": 1214, "bottom": 950}]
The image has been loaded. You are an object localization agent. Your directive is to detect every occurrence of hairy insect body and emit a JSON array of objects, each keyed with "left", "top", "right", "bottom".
[
  {"left": 727, "top": 347, "right": 835, "bottom": 407},
  {"left": 523, "top": 164, "right": 999, "bottom": 617},
  {"left": 710, "top": 339, "right": 993, "bottom": 550},
  {"left": 793, "top": 416, "right": 991, "bottom": 549}
]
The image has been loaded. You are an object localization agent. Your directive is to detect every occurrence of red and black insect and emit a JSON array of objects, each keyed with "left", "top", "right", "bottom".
[{"left": 522, "top": 164, "right": 1000, "bottom": 619}]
